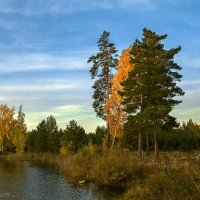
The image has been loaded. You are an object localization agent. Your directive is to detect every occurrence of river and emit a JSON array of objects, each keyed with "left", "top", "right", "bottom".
[{"left": 0, "top": 159, "right": 123, "bottom": 200}]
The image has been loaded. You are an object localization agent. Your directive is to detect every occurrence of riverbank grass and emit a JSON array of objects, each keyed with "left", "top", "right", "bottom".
[{"left": 2, "top": 149, "right": 200, "bottom": 200}]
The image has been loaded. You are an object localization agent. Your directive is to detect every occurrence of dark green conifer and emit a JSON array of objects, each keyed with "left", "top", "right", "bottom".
[
  {"left": 88, "top": 31, "right": 118, "bottom": 148},
  {"left": 121, "top": 28, "right": 184, "bottom": 159}
]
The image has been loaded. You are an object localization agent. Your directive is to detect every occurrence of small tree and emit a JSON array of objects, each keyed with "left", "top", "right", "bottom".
[
  {"left": 88, "top": 31, "right": 118, "bottom": 149},
  {"left": 32, "top": 115, "right": 60, "bottom": 153},
  {"left": 0, "top": 104, "right": 15, "bottom": 153},
  {"left": 35, "top": 120, "right": 49, "bottom": 152},
  {"left": 46, "top": 115, "right": 60, "bottom": 153},
  {"left": 106, "top": 48, "right": 133, "bottom": 144},
  {"left": 62, "top": 120, "right": 86, "bottom": 153},
  {"left": 14, "top": 105, "right": 27, "bottom": 152}
]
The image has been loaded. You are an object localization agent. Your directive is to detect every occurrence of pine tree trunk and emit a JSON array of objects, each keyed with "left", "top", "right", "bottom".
[
  {"left": 106, "top": 62, "right": 110, "bottom": 149},
  {"left": 146, "top": 132, "right": 150, "bottom": 156},
  {"left": 107, "top": 123, "right": 110, "bottom": 149},
  {"left": 154, "top": 119, "right": 159, "bottom": 159},
  {"left": 154, "top": 132, "right": 158, "bottom": 159},
  {"left": 138, "top": 93, "right": 144, "bottom": 160},
  {"left": 138, "top": 131, "right": 142, "bottom": 161},
  {"left": 0, "top": 142, "right": 2, "bottom": 155},
  {"left": 0, "top": 141, "right": 3, "bottom": 155}
]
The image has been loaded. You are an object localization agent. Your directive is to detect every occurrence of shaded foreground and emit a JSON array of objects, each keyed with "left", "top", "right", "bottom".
[{"left": 3, "top": 149, "right": 200, "bottom": 200}]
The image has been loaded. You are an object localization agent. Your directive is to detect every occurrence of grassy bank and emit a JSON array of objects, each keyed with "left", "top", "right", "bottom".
[{"left": 2, "top": 149, "right": 200, "bottom": 200}]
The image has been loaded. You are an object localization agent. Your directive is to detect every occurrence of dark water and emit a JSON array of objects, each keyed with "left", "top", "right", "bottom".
[{"left": 0, "top": 159, "right": 123, "bottom": 200}]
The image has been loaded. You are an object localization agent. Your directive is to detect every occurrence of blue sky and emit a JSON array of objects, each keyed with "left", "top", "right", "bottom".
[{"left": 0, "top": 0, "right": 200, "bottom": 132}]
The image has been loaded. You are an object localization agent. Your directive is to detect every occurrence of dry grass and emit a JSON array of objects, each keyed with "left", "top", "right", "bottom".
[{"left": 3, "top": 149, "right": 200, "bottom": 200}]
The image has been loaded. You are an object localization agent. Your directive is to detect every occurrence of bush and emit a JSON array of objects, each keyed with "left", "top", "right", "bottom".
[
  {"left": 121, "top": 163, "right": 200, "bottom": 200},
  {"left": 90, "top": 149, "right": 137, "bottom": 185}
]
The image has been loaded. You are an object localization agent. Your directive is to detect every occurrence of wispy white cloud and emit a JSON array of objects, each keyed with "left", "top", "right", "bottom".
[
  {"left": 0, "top": 53, "right": 89, "bottom": 73},
  {"left": 174, "top": 88, "right": 200, "bottom": 110},
  {"left": 0, "top": 18, "right": 16, "bottom": 29},
  {"left": 179, "top": 79, "right": 200, "bottom": 86},
  {"left": 53, "top": 104, "right": 89, "bottom": 113},
  {"left": 176, "top": 54, "right": 200, "bottom": 69},
  {"left": 0, "top": 0, "right": 156, "bottom": 15},
  {"left": 0, "top": 0, "right": 15, "bottom": 13},
  {"left": 0, "top": 83, "right": 87, "bottom": 92}
]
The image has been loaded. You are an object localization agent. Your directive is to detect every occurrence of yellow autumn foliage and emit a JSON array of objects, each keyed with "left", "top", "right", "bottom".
[
  {"left": 106, "top": 47, "right": 134, "bottom": 138},
  {"left": 0, "top": 105, "right": 15, "bottom": 152},
  {"left": 0, "top": 105, "right": 26, "bottom": 153}
]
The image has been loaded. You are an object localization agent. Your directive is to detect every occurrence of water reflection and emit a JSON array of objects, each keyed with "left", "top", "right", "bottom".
[{"left": 0, "top": 159, "right": 123, "bottom": 200}]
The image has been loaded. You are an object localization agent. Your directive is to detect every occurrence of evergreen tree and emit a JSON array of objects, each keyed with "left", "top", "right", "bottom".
[
  {"left": 88, "top": 31, "right": 118, "bottom": 148},
  {"left": 31, "top": 116, "right": 60, "bottom": 153},
  {"left": 87, "top": 126, "right": 106, "bottom": 145},
  {"left": 121, "top": 28, "right": 184, "bottom": 159},
  {"left": 35, "top": 120, "right": 49, "bottom": 152},
  {"left": 46, "top": 115, "right": 60, "bottom": 153},
  {"left": 14, "top": 105, "right": 27, "bottom": 152},
  {"left": 62, "top": 120, "right": 86, "bottom": 153}
]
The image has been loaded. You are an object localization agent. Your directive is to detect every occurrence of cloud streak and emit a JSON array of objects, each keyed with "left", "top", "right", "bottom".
[
  {"left": 0, "top": 83, "right": 87, "bottom": 92},
  {"left": 176, "top": 55, "right": 200, "bottom": 69},
  {"left": 0, "top": 53, "right": 89, "bottom": 73},
  {"left": 0, "top": 0, "right": 156, "bottom": 15},
  {"left": 179, "top": 79, "right": 200, "bottom": 86}
]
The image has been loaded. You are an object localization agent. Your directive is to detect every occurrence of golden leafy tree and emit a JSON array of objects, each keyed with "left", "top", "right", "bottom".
[
  {"left": 0, "top": 105, "right": 27, "bottom": 153},
  {"left": 0, "top": 105, "right": 15, "bottom": 153},
  {"left": 106, "top": 47, "right": 134, "bottom": 140},
  {"left": 13, "top": 105, "right": 27, "bottom": 152}
]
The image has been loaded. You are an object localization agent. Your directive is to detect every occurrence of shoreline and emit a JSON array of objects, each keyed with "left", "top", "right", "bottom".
[{"left": 1, "top": 150, "right": 200, "bottom": 200}]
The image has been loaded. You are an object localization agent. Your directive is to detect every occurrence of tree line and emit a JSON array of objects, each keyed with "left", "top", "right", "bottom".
[
  {"left": 26, "top": 118, "right": 106, "bottom": 154},
  {"left": 0, "top": 104, "right": 199, "bottom": 155}
]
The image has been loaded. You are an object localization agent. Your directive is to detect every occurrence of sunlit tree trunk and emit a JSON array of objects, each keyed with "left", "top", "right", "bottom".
[
  {"left": 138, "top": 93, "right": 144, "bottom": 161},
  {"left": 138, "top": 131, "right": 142, "bottom": 161},
  {"left": 154, "top": 120, "right": 158, "bottom": 159},
  {"left": 146, "top": 132, "right": 150, "bottom": 156}
]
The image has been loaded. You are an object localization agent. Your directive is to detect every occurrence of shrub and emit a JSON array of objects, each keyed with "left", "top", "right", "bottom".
[{"left": 90, "top": 149, "right": 137, "bottom": 185}]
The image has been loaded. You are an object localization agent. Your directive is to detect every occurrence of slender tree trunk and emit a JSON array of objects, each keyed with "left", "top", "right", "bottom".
[
  {"left": 154, "top": 119, "right": 159, "bottom": 159},
  {"left": 138, "top": 131, "right": 142, "bottom": 161},
  {"left": 111, "top": 136, "right": 116, "bottom": 148},
  {"left": 138, "top": 93, "right": 144, "bottom": 161},
  {"left": 146, "top": 132, "right": 150, "bottom": 156},
  {"left": 106, "top": 63, "right": 110, "bottom": 149},
  {"left": 111, "top": 129, "right": 116, "bottom": 148},
  {"left": 1, "top": 141, "right": 3, "bottom": 155},
  {"left": 0, "top": 142, "right": 2, "bottom": 155},
  {"left": 107, "top": 123, "right": 110, "bottom": 149},
  {"left": 154, "top": 132, "right": 158, "bottom": 159}
]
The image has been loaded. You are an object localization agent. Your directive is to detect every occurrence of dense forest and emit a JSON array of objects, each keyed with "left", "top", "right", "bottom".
[{"left": 0, "top": 28, "right": 200, "bottom": 158}]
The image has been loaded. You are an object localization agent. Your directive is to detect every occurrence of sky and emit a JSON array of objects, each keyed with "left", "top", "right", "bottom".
[{"left": 0, "top": 0, "right": 200, "bottom": 132}]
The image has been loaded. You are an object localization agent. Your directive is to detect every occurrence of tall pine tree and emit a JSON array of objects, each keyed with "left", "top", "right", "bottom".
[
  {"left": 121, "top": 28, "right": 184, "bottom": 159},
  {"left": 88, "top": 31, "right": 118, "bottom": 149}
]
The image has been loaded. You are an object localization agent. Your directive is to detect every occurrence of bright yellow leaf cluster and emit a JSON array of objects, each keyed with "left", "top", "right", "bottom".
[{"left": 106, "top": 47, "right": 134, "bottom": 138}]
